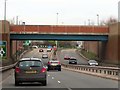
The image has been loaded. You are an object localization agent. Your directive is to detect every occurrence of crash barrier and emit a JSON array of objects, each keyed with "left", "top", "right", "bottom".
[
  {"left": 0, "top": 63, "right": 17, "bottom": 72},
  {"left": 0, "top": 49, "right": 31, "bottom": 72},
  {"left": 62, "top": 63, "right": 120, "bottom": 80}
]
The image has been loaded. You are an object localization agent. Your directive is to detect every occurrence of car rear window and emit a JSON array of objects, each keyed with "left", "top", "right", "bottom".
[
  {"left": 42, "top": 54, "right": 48, "bottom": 57},
  {"left": 70, "top": 58, "right": 76, "bottom": 60},
  {"left": 89, "top": 60, "right": 97, "bottom": 63},
  {"left": 19, "top": 60, "right": 42, "bottom": 67}
]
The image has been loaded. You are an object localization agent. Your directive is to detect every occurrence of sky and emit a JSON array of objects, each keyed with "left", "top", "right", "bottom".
[{"left": 0, "top": 0, "right": 119, "bottom": 25}]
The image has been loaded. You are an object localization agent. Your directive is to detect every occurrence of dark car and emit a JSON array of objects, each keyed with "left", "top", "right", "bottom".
[
  {"left": 42, "top": 54, "right": 48, "bottom": 59},
  {"left": 47, "top": 60, "right": 61, "bottom": 71},
  {"left": 39, "top": 49, "right": 44, "bottom": 52},
  {"left": 69, "top": 57, "right": 77, "bottom": 64},
  {"left": 13, "top": 58, "right": 47, "bottom": 86}
]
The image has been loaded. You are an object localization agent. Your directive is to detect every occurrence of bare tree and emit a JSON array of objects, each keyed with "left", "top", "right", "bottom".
[{"left": 100, "top": 16, "right": 118, "bottom": 26}]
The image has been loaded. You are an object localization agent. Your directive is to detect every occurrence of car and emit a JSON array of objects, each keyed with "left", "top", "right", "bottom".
[
  {"left": 47, "top": 48, "right": 52, "bottom": 52},
  {"left": 64, "top": 55, "right": 70, "bottom": 60},
  {"left": 13, "top": 58, "right": 47, "bottom": 86},
  {"left": 47, "top": 60, "right": 61, "bottom": 71},
  {"left": 69, "top": 57, "right": 77, "bottom": 64},
  {"left": 39, "top": 49, "right": 44, "bottom": 52},
  {"left": 88, "top": 60, "right": 98, "bottom": 66},
  {"left": 42, "top": 53, "right": 48, "bottom": 59}
]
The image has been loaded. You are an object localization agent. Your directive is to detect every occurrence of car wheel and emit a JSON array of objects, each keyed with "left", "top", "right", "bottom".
[
  {"left": 42, "top": 80, "right": 47, "bottom": 86},
  {"left": 58, "top": 68, "right": 61, "bottom": 71},
  {"left": 15, "top": 81, "right": 20, "bottom": 86}
]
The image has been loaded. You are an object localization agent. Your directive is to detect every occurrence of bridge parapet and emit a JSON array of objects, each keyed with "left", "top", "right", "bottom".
[{"left": 10, "top": 25, "right": 109, "bottom": 35}]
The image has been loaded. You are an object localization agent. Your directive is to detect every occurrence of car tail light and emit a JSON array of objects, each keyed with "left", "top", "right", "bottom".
[
  {"left": 41, "top": 68, "right": 46, "bottom": 73},
  {"left": 58, "top": 61, "right": 60, "bottom": 64},
  {"left": 48, "top": 62, "right": 51, "bottom": 65},
  {"left": 15, "top": 67, "right": 20, "bottom": 73}
]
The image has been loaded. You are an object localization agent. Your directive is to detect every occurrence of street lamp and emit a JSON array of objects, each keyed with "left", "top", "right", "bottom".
[
  {"left": 56, "top": 13, "right": 59, "bottom": 48},
  {"left": 97, "top": 14, "right": 99, "bottom": 26},
  {"left": 56, "top": 13, "right": 59, "bottom": 25},
  {"left": 22, "top": 22, "right": 25, "bottom": 34},
  {"left": 4, "top": 0, "right": 7, "bottom": 33},
  {"left": 88, "top": 19, "right": 90, "bottom": 25}
]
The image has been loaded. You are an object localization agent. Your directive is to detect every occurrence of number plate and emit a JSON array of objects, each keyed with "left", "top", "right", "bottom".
[
  {"left": 25, "top": 70, "right": 37, "bottom": 74},
  {"left": 51, "top": 64, "right": 57, "bottom": 66}
]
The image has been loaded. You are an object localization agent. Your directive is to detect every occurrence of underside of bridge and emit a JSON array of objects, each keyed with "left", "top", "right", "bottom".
[{"left": 10, "top": 34, "right": 108, "bottom": 41}]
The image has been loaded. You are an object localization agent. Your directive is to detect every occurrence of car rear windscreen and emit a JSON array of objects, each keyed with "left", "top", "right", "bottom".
[
  {"left": 19, "top": 60, "right": 42, "bottom": 67},
  {"left": 70, "top": 58, "right": 76, "bottom": 60}
]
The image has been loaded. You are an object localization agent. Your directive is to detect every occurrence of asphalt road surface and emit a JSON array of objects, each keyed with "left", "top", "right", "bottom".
[
  {"left": 58, "top": 49, "right": 88, "bottom": 65},
  {"left": 1, "top": 48, "right": 118, "bottom": 89}
]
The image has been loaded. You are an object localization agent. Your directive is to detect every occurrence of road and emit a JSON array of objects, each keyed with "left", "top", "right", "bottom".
[
  {"left": 1, "top": 48, "right": 118, "bottom": 89},
  {"left": 58, "top": 49, "right": 88, "bottom": 65}
]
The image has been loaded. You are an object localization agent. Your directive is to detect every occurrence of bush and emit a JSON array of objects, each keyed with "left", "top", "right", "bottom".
[{"left": 81, "top": 49, "right": 99, "bottom": 60}]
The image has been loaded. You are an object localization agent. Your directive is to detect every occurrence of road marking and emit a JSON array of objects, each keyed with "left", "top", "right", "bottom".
[
  {"left": 52, "top": 77, "right": 54, "bottom": 79},
  {"left": 58, "top": 80, "right": 61, "bottom": 84},
  {"left": 67, "top": 87, "right": 72, "bottom": 90},
  {"left": 0, "top": 74, "right": 12, "bottom": 85}
]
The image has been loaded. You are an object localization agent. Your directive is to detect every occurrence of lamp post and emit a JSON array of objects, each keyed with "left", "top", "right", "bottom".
[
  {"left": 88, "top": 19, "right": 90, "bottom": 25},
  {"left": 56, "top": 13, "right": 59, "bottom": 25},
  {"left": 22, "top": 22, "right": 25, "bottom": 34},
  {"left": 4, "top": 0, "right": 7, "bottom": 33},
  {"left": 56, "top": 13, "right": 59, "bottom": 48},
  {"left": 97, "top": 14, "right": 99, "bottom": 26}
]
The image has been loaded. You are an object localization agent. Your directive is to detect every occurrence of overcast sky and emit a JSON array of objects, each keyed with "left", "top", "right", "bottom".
[{"left": 0, "top": 0, "right": 119, "bottom": 25}]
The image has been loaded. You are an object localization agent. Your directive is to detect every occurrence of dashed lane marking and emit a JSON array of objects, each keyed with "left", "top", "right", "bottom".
[
  {"left": 52, "top": 77, "right": 54, "bottom": 79},
  {"left": 58, "top": 81, "right": 61, "bottom": 84}
]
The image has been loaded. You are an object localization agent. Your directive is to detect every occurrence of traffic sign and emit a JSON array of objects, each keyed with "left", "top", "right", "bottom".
[
  {"left": 23, "top": 40, "right": 31, "bottom": 46},
  {"left": 0, "top": 41, "right": 7, "bottom": 59}
]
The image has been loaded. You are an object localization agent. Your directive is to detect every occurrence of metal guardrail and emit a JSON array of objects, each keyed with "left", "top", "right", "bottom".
[
  {"left": 62, "top": 63, "right": 120, "bottom": 80},
  {"left": 0, "top": 63, "right": 17, "bottom": 72}
]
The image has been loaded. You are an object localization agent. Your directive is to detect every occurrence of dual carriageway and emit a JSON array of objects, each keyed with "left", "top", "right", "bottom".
[{"left": 1, "top": 48, "right": 118, "bottom": 89}]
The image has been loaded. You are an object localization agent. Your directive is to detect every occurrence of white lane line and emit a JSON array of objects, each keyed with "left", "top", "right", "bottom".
[
  {"left": 52, "top": 77, "right": 54, "bottom": 79},
  {"left": 0, "top": 74, "right": 12, "bottom": 85},
  {"left": 67, "top": 87, "right": 72, "bottom": 90},
  {"left": 58, "top": 80, "right": 61, "bottom": 84}
]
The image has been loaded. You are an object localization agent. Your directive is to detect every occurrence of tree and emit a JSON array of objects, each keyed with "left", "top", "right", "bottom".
[{"left": 100, "top": 16, "right": 118, "bottom": 26}]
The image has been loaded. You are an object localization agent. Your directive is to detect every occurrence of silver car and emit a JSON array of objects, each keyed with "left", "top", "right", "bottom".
[
  {"left": 47, "top": 59, "right": 61, "bottom": 71},
  {"left": 42, "top": 54, "right": 48, "bottom": 59},
  {"left": 88, "top": 60, "right": 98, "bottom": 66},
  {"left": 14, "top": 58, "right": 47, "bottom": 86}
]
